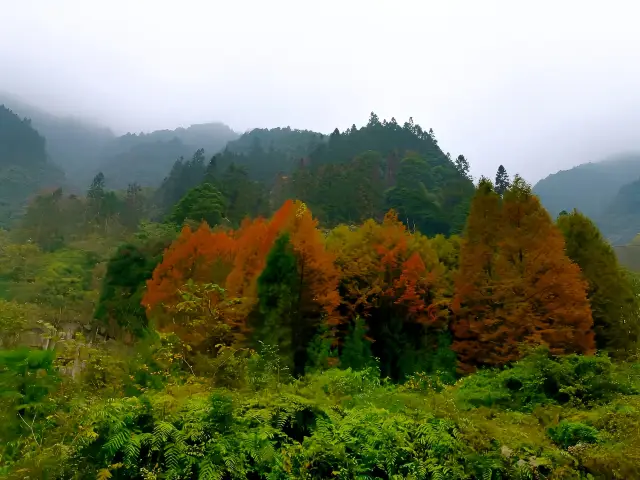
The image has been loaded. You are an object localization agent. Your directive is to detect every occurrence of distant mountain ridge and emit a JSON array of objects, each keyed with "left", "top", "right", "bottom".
[
  {"left": 534, "top": 152, "right": 640, "bottom": 244},
  {"left": 0, "top": 105, "right": 65, "bottom": 227},
  {"left": 0, "top": 92, "right": 239, "bottom": 189}
]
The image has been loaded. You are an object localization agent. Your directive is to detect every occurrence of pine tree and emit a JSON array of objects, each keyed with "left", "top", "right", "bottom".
[
  {"left": 557, "top": 209, "right": 640, "bottom": 353},
  {"left": 494, "top": 165, "right": 510, "bottom": 196}
]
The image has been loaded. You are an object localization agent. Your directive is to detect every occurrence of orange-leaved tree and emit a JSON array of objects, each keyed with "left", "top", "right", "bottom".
[
  {"left": 253, "top": 201, "right": 341, "bottom": 374},
  {"left": 143, "top": 200, "right": 343, "bottom": 365},
  {"left": 326, "top": 211, "right": 448, "bottom": 380},
  {"left": 452, "top": 176, "right": 595, "bottom": 372}
]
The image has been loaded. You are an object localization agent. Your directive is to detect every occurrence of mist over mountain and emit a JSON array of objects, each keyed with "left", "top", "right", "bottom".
[
  {"left": 534, "top": 152, "right": 640, "bottom": 245},
  {"left": 0, "top": 91, "right": 114, "bottom": 185},
  {"left": 0, "top": 104, "right": 65, "bottom": 227}
]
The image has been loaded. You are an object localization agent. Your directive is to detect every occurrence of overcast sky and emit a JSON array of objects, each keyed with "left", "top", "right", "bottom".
[{"left": 2, "top": 0, "right": 640, "bottom": 183}]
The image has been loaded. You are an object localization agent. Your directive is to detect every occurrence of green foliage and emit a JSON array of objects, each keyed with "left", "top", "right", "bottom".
[
  {"left": 456, "top": 348, "right": 636, "bottom": 411},
  {"left": 94, "top": 243, "right": 161, "bottom": 338},
  {"left": 169, "top": 182, "right": 227, "bottom": 227},
  {"left": 339, "top": 316, "right": 376, "bottom": 371},
  {"left": 208, "top": 163, "right": 270, "bottom": 226},
  {"left": 254, "top": 234, "right": 301, "bottom": 372},
  {"left": 289, "top": 115, "right": 474, "bottom": 235},
  {"left": 216, "top": 126, "right": 325, "bottom": 182},
  {"left": 3, "top": 344, "right": 640, "bottom": 478},
  {"left": 558, "top": 209, "right": 640, "bottom": 353},
  {"left": 548, "top": 421, "right": 600, "bottom": 449}
]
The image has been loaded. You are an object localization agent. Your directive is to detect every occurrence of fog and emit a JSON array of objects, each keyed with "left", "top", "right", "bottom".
[{"left": 2, "top": 0, "right": 640, "bottom": 183}]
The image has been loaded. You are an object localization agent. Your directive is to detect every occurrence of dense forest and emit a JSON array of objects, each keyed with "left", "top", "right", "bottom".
[{"left": 1, "top": 106, "right": 640, "bottom": 479}]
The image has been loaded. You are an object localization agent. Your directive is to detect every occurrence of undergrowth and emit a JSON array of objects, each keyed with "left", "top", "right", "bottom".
[{"left": 2, "top": 346, "right": 640, "bottom": 479}]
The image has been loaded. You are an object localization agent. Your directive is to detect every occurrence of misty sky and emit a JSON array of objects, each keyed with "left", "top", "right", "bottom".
[{"left": 2, "top": 0, "right": 640, "bottom": 183}]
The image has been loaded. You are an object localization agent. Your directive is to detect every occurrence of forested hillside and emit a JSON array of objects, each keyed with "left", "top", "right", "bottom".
[
  {"left": 96, "top": 123, "right": 239, "bottom": 189},
  {"left": 0, "top": 105, "right": 65, "bottom": 228},
  {"left": 534, "top": 153, "right": 640, "bottom": 219},
  {"left": 534, "top": 153, "right": 640, "bottom": 243},
  {"left": 0, "top": 92, "right": 115, "bottom": 186},
  {"left": 1, "top": 109, "right": 640, "bottom": 479}
]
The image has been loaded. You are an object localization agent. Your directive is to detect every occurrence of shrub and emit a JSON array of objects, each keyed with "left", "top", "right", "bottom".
[
  {"left": 456, "top": 347, "right": 635, "bottom": 411},
  {"left": 548, "top": 421, "right": 600, "bottom": 449}
]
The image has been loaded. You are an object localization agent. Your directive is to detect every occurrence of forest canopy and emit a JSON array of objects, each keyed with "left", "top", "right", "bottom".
[{"left": 1, "top": 110, "right": 639, "bottom": 479}]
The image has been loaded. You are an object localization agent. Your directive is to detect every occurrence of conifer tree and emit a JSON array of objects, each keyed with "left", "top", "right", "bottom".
[
  {"left": 557, "top": 209, "right": 640, "bottom": 353},
  {"left": 452, "top": 177, "right": 595, "bottom": 372},
  {"left": 254, "top": 233, "right": 300, "bottom": 370},
  {"left": 494, "top": 165, "right": 510, "bottom": 196}
]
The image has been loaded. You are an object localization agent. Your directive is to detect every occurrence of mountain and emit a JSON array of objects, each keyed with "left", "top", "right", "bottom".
[
  {"left": 533, "top": 153, "right": 640, "bottom": 220},
  {"left": 209, "top": 127, "right": 326, "bottom": 183},
  {"left": 0, "top": 105, "right": 65, "bottom": 227},
  {"left": 95, "top": 122, "right": 239, "bottom": 189},
  {"left": 281, "top": 114, "right": 475, "bottom": 234},
  {"left": 0, "top": 92, "right": 239, "bottom": 190},
  {"left": 597, "top": 177, "right": 640, "bottom": 245},
  {"left": 0, "top": 92, "right": 115, "bottom": 188}
]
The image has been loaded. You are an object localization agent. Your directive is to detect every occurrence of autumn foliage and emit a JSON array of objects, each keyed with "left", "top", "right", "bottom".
[
  {"left": 143, "top": 180, "right": 606, "bottom": 378},
  {"left": 326, "top": 211, "right": 450, "bottom": 379},
  {"left": 142, "top": 200, "right": 340, "bottom": 356},
  {"left": 452, "top": 177, "right": 595, "bottom": 373}
]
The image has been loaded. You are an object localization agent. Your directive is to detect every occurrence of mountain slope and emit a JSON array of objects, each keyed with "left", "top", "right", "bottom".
[
  {"left": 0, "top": 92, "right": 114, "bottom": 187},
  {"left": 533, "top": 153, "right": 640, "bottom": 220},
  {"left": 95, "top": 122, "right": 239, "bottom": 189},
  {"left": 0, "top": 105, "right": 65, "bottom": 227}
]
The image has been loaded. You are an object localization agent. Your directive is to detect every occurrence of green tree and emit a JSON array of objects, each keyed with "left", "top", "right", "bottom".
[
  {"left": 339, "top": 317, "right": 376, "bottom": 371},
  {"left": 169, "top": 182, "right": 227, "bottom": 227},
  {"left": 253, "top": 233, "right": 300, "bottom": 371},
  {"left": 94, "top": 243, "right": 163, "bottom": 338},
  {"left": 495, "top": 165, "right": 510, "bottom": 196},
  {"left": 557, "top": 209, "right": 640, "bottom": 353}
]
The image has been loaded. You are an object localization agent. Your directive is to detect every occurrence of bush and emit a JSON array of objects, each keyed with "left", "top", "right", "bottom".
[
  {"left": 456, "top": 347, "right": 635, "bottom": 411},
  {"left": 548, "top": 421, "right": 600, "bottom": 448}
]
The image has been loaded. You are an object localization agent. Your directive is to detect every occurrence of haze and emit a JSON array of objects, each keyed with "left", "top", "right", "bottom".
[{"left": 2, "top": 0, "right": 640, "bottom": 183}]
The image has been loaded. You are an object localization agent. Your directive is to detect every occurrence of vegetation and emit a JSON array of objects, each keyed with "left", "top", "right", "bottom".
[
  {"left": 533, "top": 153, "right": 640, "bottom": 245},
  {"left": 1, "top": 109, "right": 639, "bottom": 478}
]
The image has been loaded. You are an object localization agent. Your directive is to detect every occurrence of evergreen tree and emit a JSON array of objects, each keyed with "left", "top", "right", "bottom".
[
  {"left": 169, "top": 183, "right": 227, "bottom": 227},
  {"left": 339, "top": 317, "right": 376, "bottom": 371},
  {"left": 557, "top": 209, "right": 640, "bottom": 353},
  {"left": 495, "top": 165, "right": 510, "bottom": 196},
  {"left": 254, "top": 233, "right": 300, "bottom": 371},
  {"left": 455, "top": 155, "right": 471, "bottom": 181}
]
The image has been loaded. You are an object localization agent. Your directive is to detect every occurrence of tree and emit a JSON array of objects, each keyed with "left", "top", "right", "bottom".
[
  {"left": 495, "top": 165, "right": 510, "bottom": 196},
  {"left": 94, "top": 242, "right": 165, "bottom": 339},
  {"left": 454, "top": 155, "right": 471, "bottom": 181},
  {"left": 326, "top": 211, "right": 447, "bottom": 380},
  {"left": 557, "top": 209, "right": 640, "bottom": 353},
  {"left": 253, "top": 233, "right": 300, "bottom": 370},
  {"left": 169, "top": 183, "right": 227, "bottom": 227},
  {"left": 452, "top": 177, "right": 595, "bottom": 372}
]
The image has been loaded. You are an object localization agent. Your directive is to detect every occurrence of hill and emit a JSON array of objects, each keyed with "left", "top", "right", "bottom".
[
  {"left": 94, "top": 122, "right": 239, "bottom": 189},
  {"left": 533, "top": 153, "right": 640, "bottom": 220},
  {"left": 0, "top": 92, "right": 114, "bottom": 188},
  {"left": 210, "top": 127, "right": 326, "bottom": 183},
  {"left": 285, "top": 114, "right": 475, "bottom": 234},
  {"left": 0, "top": 105, "right": 65, "bottom": 227}
]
